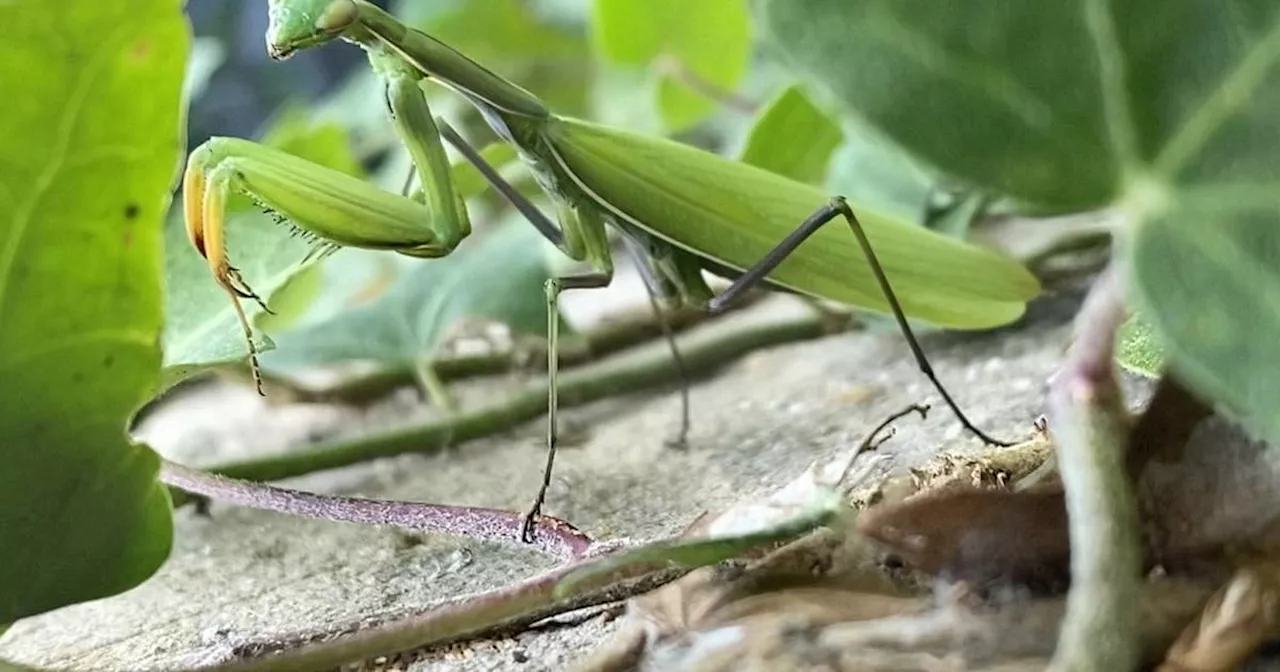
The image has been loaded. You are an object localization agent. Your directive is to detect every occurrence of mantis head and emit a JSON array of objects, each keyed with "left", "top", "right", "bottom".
[{"left": 265, "top": 0, "right": 359, "bottom": 59}]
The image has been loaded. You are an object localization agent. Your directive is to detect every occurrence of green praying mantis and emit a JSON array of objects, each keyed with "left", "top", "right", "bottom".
[{"left": 183, "top": 0, "right": 1040, "bottom": 541}]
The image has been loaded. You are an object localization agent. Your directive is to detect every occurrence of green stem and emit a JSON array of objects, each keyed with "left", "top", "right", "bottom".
[
  {"left": 1047, "top": 266, "right": 1141, "bottom": 672},
  {"left": 173, "top": 306, "right": 836, "bottom": 498},
  {"left": 237, "top": 300, "right": 746, "bottom": 406},
  {"left": 414, "top": 358, "right": 457, "bottom": 411}
]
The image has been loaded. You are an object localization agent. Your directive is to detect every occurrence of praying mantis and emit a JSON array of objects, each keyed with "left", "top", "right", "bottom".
[{"left": 182, "top": 0, "right": 1041, "bottom": 541}]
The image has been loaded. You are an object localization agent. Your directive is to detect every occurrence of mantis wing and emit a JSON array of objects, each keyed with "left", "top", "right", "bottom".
[{"left": 550, "top": 118, "right": 1040, "bottom": 329}]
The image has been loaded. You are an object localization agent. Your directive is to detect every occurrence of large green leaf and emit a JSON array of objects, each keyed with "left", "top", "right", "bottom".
[
  {"left": 591, "top": 0, "right": 752, "bottom": 131},
  {"left": 755, "top": 0, "right": 1119, "bottom": 211},
  {"left": 758, "top": 0, "right": 1280, "bottom": 445},
  {"left": 0, "top": 0, "right": 185, "bottom": 622},
  {"left": 261, "top": 219, "right": 561, "bottom": 372}
]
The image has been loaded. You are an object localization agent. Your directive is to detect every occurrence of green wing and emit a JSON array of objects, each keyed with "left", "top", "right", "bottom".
[{"left": 551, "top": 118, "right": 1040, "bottom": 329}]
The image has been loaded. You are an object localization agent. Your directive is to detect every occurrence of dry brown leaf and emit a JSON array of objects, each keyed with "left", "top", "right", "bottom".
[
  {"left": 856, "top": 485, "right": 1071, "bottom": 590},
  {"left": 1158, "top": 565, "right": 1280, "bottom": 671}
]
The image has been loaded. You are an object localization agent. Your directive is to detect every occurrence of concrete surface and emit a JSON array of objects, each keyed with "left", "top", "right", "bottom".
[{"left": 0, "top": 274, "right": 1089, "bottom": 671}]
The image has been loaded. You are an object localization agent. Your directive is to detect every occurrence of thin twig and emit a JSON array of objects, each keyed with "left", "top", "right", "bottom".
[
  {"left": 160, "top": 461, "right": 593, "bottom": 560},
  {"left": 1047, "top": 264, "right": 1143, "bottom": 672},
  {"left": 652, "top": 54, "right": 759, "bottom": 115},
  {"left": 838, "top": 403, "right": 930, "bottom": 486}
]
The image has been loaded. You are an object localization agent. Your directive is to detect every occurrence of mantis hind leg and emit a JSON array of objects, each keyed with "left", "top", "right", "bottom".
[{"left": 709, "top": 197, "right": 1014, "bottom": 448}]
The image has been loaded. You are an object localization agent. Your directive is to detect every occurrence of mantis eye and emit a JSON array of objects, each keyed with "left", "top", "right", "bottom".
[{"left": 317, "top": 0, "right": 359, "bottom": 33}]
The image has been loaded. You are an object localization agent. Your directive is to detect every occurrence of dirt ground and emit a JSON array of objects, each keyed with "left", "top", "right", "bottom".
[{"left": 0, "top": 275, "right": 1099, "bottom": 671}]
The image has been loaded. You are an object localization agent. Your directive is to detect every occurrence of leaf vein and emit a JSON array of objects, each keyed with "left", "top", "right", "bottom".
[
  {"left": 0, "top": 26, "right": 127, "bottom": 329},
  {"left": 1155, "top": 14, "right": 1280, "bottom": 176},
  {"left": 1083, "top": 0, "right": 1139, "bottom": 167}
]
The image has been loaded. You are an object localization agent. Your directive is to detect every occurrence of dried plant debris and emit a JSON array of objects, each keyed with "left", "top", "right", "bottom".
[
  {"left": 857, "top": 485, "right": 1070, "bottom": 590},
  {"left": 573, "top": 407, "right": 927, "bottom": 671},
  {"left": 1158, "top": 564, "right": 1280, "bottom": 672},
  {"left": 847, "top": 423, "right": 1053, "bottom": 511},
  {"left": 573, "top": 394, "right": 1280, "bottom": 670}
]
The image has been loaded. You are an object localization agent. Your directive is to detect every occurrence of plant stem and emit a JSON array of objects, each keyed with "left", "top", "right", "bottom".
[
  {"left": 1047, "top": 265, "right": 1142, "bottom": 672},
  {"left": 242, "top": 300, "right": 751, "bottom": 406},
  {"left": 171, "top": 305, "right": 836, "bottom": 499},
  {"left": 159, "top": 461, "right": 594, "bottom": 560},
  {"left": 200, "top": 550, "right": 687, "bottom": 672}
]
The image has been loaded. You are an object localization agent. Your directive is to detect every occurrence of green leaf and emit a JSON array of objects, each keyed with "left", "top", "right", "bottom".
[
  {"left": 591, "top": 0, "right": 752, "bottom": 131},
  {"left": 824, "top": 121, "right": 936, "bottom": 224},
  {"left": 755, "top": 0, "right": 1119, "bottom": 210},
  {"left": 161, "top": 205, "right": 312, "bottom": 384},
  {"left": 259, "top": 247, "right": 410, "bottom": 335},
  {"left": 1131, "top": 210, "right": 1280, "bottom": 435},
  {"left": 760, "top": 0, "right": 1280, "bottom": 446},
  {"left": 1116, "top": 312, "right": 1165, "bottom": 379},
  {"left": 260, "top": 106, "right": 365, "bottom": 179},
  {"left": 0, "top": 0, "right": 185, "bottom": 621},
  {"left": 397, "top": 0, "right": 591, "bottom": 115},
  {"left": 738, "top": 85, "right": 843, "bottom": 185},
  {"left": 261, "top": 219, "right": 562, "bottom": 372}
]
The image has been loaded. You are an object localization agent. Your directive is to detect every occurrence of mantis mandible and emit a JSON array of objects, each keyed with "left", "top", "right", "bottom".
[{"left": 182, "top": 0, "right": 1041, "bottom": 541}]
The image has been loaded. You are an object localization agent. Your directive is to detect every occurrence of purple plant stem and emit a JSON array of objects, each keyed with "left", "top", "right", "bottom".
[{"left": 160, "top": 460, "right": 594, "bottom": 560}]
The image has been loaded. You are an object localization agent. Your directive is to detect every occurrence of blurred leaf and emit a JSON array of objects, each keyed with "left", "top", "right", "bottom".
[
  {"left": 260, "top": 105, "right": 365, "bottom": 178},
  {"left": 262, "top": 219, "right": 563, "bottom": 372},
  {"left": 397, "top": 0, "right": 591, "bottom": 114},
  {"left": 587, "top": 65, "right": 665, "bottom": 134},
  {"left": 592, "top": 0, "right": 752, "bottom": 131},
  {"left": 738, "top": 85, "right": 842, "bottom": 185},
  {"left": 1116, "top": 312, "right": 1165, "bottom": 379},
  {"left": 824, "top": 122, "right": 936, "bottom": 224},
  {"left": 401, "top": 0, "right": 585, "bottom": 62},
  {"left": 260, "top": 247, "right": 410, "bottom": 335},
  {"left": 0, "top": 0, "right": 184, "bottom": 621},
  {"left": 920, "top": 188, "right": 990, "bottom": 238},
  {"left": 253, "top": 263, "right": 325, "bottom": 334},
  {"left": 1132, "top": 214, "right": 1280, "bottom": 437},
  {"left": 759, "top": 0, "right": 1280, "bottom": 446},
  {"left": 755, "top": 0, "right": 1117, "bottom": 211}
]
